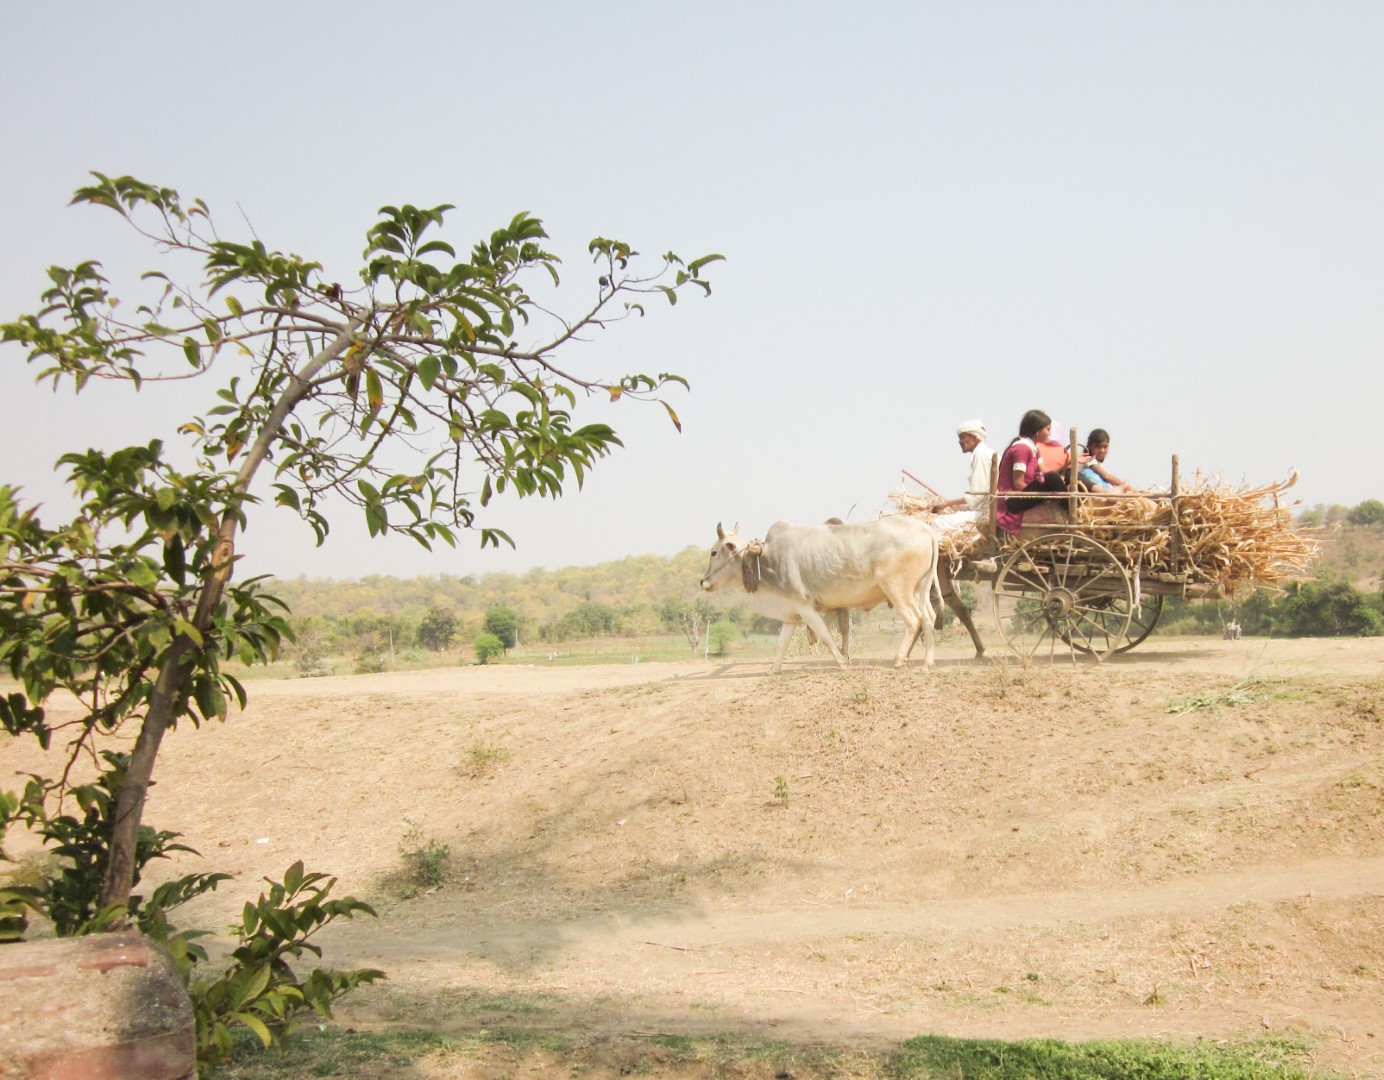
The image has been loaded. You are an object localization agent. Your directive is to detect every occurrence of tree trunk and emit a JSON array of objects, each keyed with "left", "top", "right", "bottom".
[
  {"left": 98, "top": 321, "right": 360, "bottom": 915},
  {"left": 99, "top": 526, "right": 237, "bottom": 912}
]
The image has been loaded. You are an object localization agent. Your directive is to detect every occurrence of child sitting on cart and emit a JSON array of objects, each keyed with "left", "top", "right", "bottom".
[{"left": 1078, "top": 428, "right": 1134, "bottom": 493}]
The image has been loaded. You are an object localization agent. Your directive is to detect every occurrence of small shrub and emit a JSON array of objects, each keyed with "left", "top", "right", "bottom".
[
  {"left": 291, "top": 616, "right": 334, "bottom": 677},
  {"left": 397, "top": 819, "right": 451, "bottom": 897},
  {"left": 465, "top": 739, "right": 511, "bottom": 777},
  {"left": 709, "top": 620, "right": 739, "bottom": 657},
  {"left": 147, "top": 861, "right": 383, "bottom": 1070},
  {"left": 473, "top": 632, "right": 504, "bottom": 665},
  {"left": 354, "top": 651, "right": 387, "bottom": 675},
  {"left": 772, "top": 775, "right": 790, "bottom": 808}
]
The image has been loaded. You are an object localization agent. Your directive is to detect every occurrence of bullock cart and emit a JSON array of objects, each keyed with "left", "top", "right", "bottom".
[{"left": 896, "top": 438, "right": 1316, "bottom": 664}]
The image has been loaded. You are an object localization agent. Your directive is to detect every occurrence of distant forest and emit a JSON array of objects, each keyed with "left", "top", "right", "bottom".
[
  {"left": 269, "top": 503, "right": 1384, "bottom": 662},
  {"left": 271, "top": 545, "right": 729, "bottom": 661}
]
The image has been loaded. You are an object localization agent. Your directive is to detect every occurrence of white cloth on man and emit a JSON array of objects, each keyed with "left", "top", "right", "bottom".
[
  {"left": 964, "top": 442, "right": 998, "bottom": 512},
  {"left": 929, "top": 439, "right": 997, "bottom": 534},
  {"left": 931, "top": 508, "right": 981, "bottom": 533}
]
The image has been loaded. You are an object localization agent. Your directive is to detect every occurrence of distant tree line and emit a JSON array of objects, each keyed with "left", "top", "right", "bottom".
[
  {"left": 1159, "top": 575, "right": 1383, "bottom": 638},
  {"left": 1297, "top": 499, "right": 1384, "bottom": 527},
  {"left": 278, "top": 573, "right": 781, "bottom": 671}
]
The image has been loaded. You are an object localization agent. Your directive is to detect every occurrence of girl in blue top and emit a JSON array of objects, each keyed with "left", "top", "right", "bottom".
[{"left": 1079, "top": 429, "right": 1132, "bottom": 492}]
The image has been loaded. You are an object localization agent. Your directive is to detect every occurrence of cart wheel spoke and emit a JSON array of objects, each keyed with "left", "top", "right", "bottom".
[
  {"left": 1002, "top": 565, "right": 1050, "bottom": 596},
  {"left": 1071, "top": 564, "right": 1121, "bottom": 598},
  {"left": 1071, "top": 608, "right": 1116, "bottom": 650}
]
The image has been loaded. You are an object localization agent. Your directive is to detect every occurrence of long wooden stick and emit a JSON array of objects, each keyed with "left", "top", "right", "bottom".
[{"left": 902, "top": 469, "right": 945, "bottom": 499}]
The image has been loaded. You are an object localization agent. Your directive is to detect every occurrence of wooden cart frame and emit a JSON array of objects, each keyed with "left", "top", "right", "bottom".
[{"left": 948, "top": 430, "right": 1225, "bottom": 663}]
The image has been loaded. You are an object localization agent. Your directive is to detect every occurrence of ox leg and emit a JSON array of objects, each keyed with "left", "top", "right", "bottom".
[
  {"left": 938, "top": 565, "right": 985, "bottom": 658},
  {"left": 806, "top": 609, "right": 850, "bottom": 658},
  {"left": 890, "top": 562, "right": 940, "bottom": 671},
  {"left": 881, "top": 583, "right": 927, "bottom": 671},
  {"left": 771, "top": 621, "right": 797, "bottom": 675},
  {"left": 797, "top": 608, "right": 848, "bottom": 671},
  {"left": 918, "top": 570, "right": 941, "bottom": 670},
  {"left": 914, "top": 569, "right": 937, "bottom": 669}
]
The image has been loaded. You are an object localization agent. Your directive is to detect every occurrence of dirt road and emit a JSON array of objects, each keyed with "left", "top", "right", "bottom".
[{"left": 6, "top": 637, "right": 1383, "bottom": 1075}]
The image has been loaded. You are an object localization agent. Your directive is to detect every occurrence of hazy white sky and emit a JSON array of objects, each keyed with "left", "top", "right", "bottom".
[{"left": 3, "top": 2, "right": 1381, "bottom": 581}]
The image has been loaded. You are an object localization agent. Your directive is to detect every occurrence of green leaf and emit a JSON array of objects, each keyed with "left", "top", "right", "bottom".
[
  {"left": 163, "top": 537, "right": 186, "bottom": 586},
  {"left": 662, "top": 401, "right": 682, "bottom": 433},
  {"left": 416, "top": 240, "right": 456, "bottom": 258},
  {"left": 226, "top": 295, "right": 244, "bottom": 317},
  {"left": 194, "top": 676, "right": 225, "bottom": 721},
  {"left": 417, "top": 354, "right": 440, "bottom": 391},
  {"left": 222, "top": 673, "right": 248, "bottom": 710},
  {"left": 688, "top": 253, "right": 725, "bottom": 274},
  {"left": 234, "top": 1009, "right": 273, "bottom": 1048},
  {"left": 182, "top": 338, "right": 200, "bottom": 367},
  {"left": 232, "top": 963, "right": 272, "bottom": 1009}
]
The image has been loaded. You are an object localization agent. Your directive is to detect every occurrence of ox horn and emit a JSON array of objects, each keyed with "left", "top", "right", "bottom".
[{"left": 716, "top": 521, "right": 725, "bottom": 540}]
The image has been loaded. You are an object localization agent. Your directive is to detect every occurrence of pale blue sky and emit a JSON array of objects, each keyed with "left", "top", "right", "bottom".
[{"left": 3, "top": 2, "right": 1381, "bottom": 581}]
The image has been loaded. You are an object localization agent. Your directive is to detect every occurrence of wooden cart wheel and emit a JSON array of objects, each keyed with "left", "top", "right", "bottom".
[
  {"left": 1067, "top": 593, "right": 1165, "bottom": 655},
  {"left": 992, "top": 533, "right": 1134, "bottom": 664}
]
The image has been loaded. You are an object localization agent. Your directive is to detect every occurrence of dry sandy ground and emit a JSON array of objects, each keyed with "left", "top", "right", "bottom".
[{"left": 5, "top": 636, "right": 1384, "bottom": 1076}]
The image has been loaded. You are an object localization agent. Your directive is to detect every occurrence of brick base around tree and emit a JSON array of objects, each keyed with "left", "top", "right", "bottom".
[{"left": 0, "top": 933, "right": 194, "bottom": 1080}]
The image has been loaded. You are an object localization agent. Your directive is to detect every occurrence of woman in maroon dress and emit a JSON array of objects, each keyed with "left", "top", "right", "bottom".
[{"left": 995, "top": 409, "right": 1068, "bottom": 535}]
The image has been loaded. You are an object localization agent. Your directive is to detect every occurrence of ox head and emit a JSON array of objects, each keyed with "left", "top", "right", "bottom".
[{"left": 699, "top": 521, "right": 743, "bottom": 592}]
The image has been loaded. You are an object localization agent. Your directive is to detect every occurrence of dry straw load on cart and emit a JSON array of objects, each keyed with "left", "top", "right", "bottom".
[{"left": 891, "top": 471, "right": 1319, "bottom": 599}]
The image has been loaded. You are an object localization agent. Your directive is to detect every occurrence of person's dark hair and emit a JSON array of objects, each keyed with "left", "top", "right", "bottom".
[
  {"left": 1086, "top": 428, "right": 1110, "bottom": 448},
  {"left": 1017, "top": 409, "right": 1051, "bottom": 440}
]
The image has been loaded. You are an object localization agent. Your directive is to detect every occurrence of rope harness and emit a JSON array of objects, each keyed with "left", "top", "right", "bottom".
[{"left": 742, "top": 539, "right": 765, "bottom": 593}]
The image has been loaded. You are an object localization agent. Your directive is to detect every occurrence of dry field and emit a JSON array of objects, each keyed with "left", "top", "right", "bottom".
[{"left": 5, "top": 635, "right": 1384, "bottom": 1076}]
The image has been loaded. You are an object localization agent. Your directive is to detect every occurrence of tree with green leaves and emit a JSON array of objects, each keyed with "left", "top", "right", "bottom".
[
  {"left": 415, "top": 607, "right": 457, "bottom": 652},
  {"left": 482, "top": 605, "right": 520, "bottom": 650},
  {"left": 1347, "top": 499, "right": 1384, "bottom": 527},
  {"left": 0, "top": 172, "right": 718, "bottom": 925}
]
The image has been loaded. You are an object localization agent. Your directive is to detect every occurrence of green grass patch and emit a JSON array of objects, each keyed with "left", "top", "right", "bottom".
[
  {"left": 215, "top": 1027, "right": 452, "bottom": 1077},
  {"left": 887, "top": 1034, "right": 1332, "bottom": 1079},
  {"left": 208, "top": 1024, "right": 1341, "bottom": 1080},
  {"left": 216, "top": 1024, "right": 568, "bottom": 1078}
]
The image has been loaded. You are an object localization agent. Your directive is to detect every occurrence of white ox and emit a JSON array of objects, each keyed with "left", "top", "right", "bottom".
[{"left": 699, "top": 518, "right": 938, "bottom": 673}]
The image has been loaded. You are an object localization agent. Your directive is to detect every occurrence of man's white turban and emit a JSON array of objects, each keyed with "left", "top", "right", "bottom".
[{"left": 956, "top": 419, "right": 986, "bottom": 440}]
